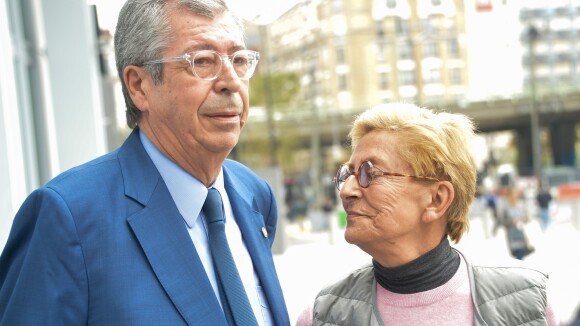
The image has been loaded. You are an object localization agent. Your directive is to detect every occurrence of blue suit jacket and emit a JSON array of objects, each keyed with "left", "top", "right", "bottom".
[{"left": 0, "top": 130, "right": 290, "bottom": 325}]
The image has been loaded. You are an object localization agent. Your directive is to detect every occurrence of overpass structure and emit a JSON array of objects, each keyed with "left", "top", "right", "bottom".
[
  {"left": 441, "top": 91, "right": 580, "bottom": 175},
  {"left": 248, "top": 90, "right": 580, "bottom": 177},
  {"left": 438, "top": 91, "right": 580, "bottom": 133}
]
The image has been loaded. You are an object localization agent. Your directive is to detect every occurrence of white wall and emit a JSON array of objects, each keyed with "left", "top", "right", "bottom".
[
  {"left": 0, "top": 0, "right": 106, "bottom": 252},
  {"left": 42, "top": 0, "right": 107, "bottom": 173},
  {"left": 0, "top": 0, "right": 30, "bottom": 251}
]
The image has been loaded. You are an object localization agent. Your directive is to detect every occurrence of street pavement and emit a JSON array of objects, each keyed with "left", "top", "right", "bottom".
[{"left": 273, "top": 200, "right": 580, "bottom": 325}]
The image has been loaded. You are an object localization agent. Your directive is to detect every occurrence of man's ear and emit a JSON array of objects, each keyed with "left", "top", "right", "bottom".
[
  {"left": 123, "top": 65, "right": 153, "bottom": 112},
  {"left": 423, "top": 181, "right": 455, "bottom": 223}
]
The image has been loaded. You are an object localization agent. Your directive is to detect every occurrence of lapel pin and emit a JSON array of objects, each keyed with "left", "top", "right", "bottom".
[{"left": 261, "top": 227, "right": 268, "bottom": 238}]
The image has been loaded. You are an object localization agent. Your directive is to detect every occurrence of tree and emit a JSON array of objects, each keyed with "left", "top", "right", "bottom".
[
  {"left": 249, "top": 72, "right": 299, "bottom": 106},
  {"left": 236, "top": 72, "right": 301, "bottom": 171}
]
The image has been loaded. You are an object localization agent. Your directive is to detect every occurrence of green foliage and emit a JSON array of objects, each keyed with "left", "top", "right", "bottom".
[
  {"left": 249, "top": 72, "right": 300, "bottom": 106},
  {"left": 236, "top": 72, "right": 304, "bottom": 173}
]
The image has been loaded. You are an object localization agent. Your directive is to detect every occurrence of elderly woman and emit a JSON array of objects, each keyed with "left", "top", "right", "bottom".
[{"left": 296, "top": 103, "right": 557, "bottom": 325}]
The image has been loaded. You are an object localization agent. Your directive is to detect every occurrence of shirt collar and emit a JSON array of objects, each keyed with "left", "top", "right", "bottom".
[{"left": 139, "top": 130, "right": 225, "bottom": 228}]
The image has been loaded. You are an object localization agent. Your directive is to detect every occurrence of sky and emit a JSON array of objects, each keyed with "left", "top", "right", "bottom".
[{"left": 89, "top": 0, "right": 301, "bottom": 31}]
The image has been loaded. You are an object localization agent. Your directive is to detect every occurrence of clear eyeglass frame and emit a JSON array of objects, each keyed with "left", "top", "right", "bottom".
[
  {"left": 143, "top": 49, "right": 260, "bottom": 81},
  {"left": 334, "top": 160, "right": 440, "bottom": 191}
]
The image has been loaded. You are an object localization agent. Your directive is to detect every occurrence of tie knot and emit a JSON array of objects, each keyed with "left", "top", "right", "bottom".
[{"left": 203, "top": 188, "right": 224, "bottom": 224}]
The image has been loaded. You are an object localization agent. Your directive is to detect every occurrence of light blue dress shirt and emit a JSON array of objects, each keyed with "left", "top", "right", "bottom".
[{"left": 139, "top": 131, "right": 272, "bottom": 325}]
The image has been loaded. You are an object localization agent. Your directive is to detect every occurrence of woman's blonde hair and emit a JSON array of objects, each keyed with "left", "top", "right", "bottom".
[{"left": 349, "top": 102, "right": 477, "bottom": 242}]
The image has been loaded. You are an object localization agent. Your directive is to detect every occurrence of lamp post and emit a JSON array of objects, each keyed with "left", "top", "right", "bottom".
[
  {"left": 528, "top": 25, "right": 541, "bottom": 182},
  {"left": 258, "top": 24, "right": 278, "bottom": 166}
]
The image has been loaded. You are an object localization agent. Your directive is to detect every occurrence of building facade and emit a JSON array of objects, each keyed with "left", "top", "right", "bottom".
[
  {"left": 266, "top": 0, "right": 471, "bottom": 111},
  {"left": 243, "top": 0, "right": 580, "bottom": 208},
  {"left": 521, "top": 1, "right": 580, "bottom": 94}
]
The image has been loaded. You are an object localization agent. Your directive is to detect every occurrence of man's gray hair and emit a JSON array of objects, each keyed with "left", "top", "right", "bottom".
[{"left": 114, "top": 0, "right": 243, "bottom": 128}]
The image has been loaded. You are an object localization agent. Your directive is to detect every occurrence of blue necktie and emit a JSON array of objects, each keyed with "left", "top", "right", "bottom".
[{"left": 202, "top": 188, "right": 259, "bottom": 326}]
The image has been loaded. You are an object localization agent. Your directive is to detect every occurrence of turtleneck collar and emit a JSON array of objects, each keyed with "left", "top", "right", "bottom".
[{"left": 373, "top": 236, "right": 460, "bottom": 294}]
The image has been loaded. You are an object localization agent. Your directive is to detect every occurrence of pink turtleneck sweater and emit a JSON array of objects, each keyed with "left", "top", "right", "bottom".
[{"left": 295, "top": 256, "right": 558, "bottom": 326}]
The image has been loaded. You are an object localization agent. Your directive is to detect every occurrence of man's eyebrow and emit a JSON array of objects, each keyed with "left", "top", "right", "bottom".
[
  {"left": 228, "top": 45, "right": 246, "bottom": 52},
  {"left": 183, "top": 43, "right": 246, "bottom": 53},
  {"left": 183, "top": 43, "right": 214, "bottom": 52}
]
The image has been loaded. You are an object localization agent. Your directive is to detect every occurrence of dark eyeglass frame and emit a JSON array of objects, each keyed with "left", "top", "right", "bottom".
[{"left": 334, "top": 160, "right": 440, "bottom": 191}]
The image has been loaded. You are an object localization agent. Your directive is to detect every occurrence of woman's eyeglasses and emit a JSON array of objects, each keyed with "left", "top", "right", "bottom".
[{"left": 334, "top": 160, "right": 440, "bottom": 191}]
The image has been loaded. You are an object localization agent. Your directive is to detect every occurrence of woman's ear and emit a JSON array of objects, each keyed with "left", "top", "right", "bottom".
[
  {"left": 423, "top": 181, "right": 454, "bottom": 223},
  {"left": 123, "top": 65, "right": 152, "bottom": 112}
]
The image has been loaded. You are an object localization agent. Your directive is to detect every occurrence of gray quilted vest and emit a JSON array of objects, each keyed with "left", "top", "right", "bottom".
[{"left": 312, "top": 254, "right": 548, "bottom": 325}]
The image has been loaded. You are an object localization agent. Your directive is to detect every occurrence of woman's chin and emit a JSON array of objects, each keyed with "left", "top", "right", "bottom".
[{"left": 344, "top": 227, "right": 361, "bottom": 245}]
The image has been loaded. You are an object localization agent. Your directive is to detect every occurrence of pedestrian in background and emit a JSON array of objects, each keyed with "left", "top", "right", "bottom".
[
  {"left": 536, "top": 181, "right": 553, "bottom": 232},
  {"left": 296, "top": 103, "right": 558, "bottom": 325},
  {"left": 0, "top": 0, "right": 289, "bottom": 325},
  {"left": 502, "top": 187, "right": 535, "bottom": 260},
  {"left": 483, "top": 189, "right": 501, "bottom": 236}
]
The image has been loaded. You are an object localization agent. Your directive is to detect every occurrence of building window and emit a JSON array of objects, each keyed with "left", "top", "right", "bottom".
[
  {"left": 448, "top": 38, "right": 460, "bottom": 58},
  {"left": 307, "top": 66, "right": 318, "bottom": 98},
  {"left": 377, "top": 42, "right": 388, "bottom": 62},
  {"left": 421, "top": 18, "right": 435, "bottom": 36},
  {"left": 386, "top": 0, "right": 397, "bottom": 9},
  {"left": 450, "top": 68, "right": 462, "bottom": 85},
  {"left": 338, "top": 74, "right": 348, "bottom": 91},
  {"left": 376, "top": 20, "right": 384, "bottom": 38},
  {"left": 423, "top": 42, "right": 438, "bottom": 58},
  {"left": 398, "top": 41, "right": 413, "bottom": 60},
  {"left": 399, "top": 70, "right": 416, "bottom": 85},
  {"left": 336, "top": 46, "right": 346, "bottom": 65},
  {"left": 424, "top": 67, "right": 441, "bottom": 83},
  {"left": 379, "top": 72, "right": 390, "bottom": 89},
  {"left": 395, "top": 17, "right": 409, "bottom": 35}
]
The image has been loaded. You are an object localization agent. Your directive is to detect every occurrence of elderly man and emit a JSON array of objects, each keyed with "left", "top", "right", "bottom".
[{"left": 0, "top": 1, "right": 289, "bottom": 325}]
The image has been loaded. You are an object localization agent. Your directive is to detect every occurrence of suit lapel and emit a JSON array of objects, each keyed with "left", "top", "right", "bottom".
[
  {"left": 223, "top": 168, "right": 289, "bottom": 324},
  {"left": 118, "top": 131, "right": 288, "bottom": 325},
  {"left": 119, "top": 130, "right": 226, "bottom": 325},
  {"left": 226, "top": 186, "right": 276, "bottom": 276},
  {"left": 127, "top": 184, "right": 227, "bottom": 325}
]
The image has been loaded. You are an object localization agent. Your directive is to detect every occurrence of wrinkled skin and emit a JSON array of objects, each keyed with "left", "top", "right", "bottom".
[
  {"left": 125, "top": 7, "right": 249, "bottom": 186},
  {"left": 340, "top": 130, "right": 448, "bottom": 267}
]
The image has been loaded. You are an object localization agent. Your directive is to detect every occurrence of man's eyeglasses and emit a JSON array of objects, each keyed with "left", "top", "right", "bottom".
[
  {"left": 143, "top": 49, "right": 260, "bottom": 81},
  {"left": 334, "top": 160, "right": 440, "bottom": 191}
]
